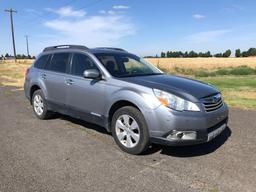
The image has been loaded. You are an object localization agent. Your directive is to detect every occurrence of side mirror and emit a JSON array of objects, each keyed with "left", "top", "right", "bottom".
[{"left": 83, "top": 69, "right": 101, "bottom": 79}]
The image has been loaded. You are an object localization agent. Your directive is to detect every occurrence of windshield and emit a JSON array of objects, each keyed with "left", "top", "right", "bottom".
[{"left": 94, "top": 53, "right": 163, "bottom": 77}]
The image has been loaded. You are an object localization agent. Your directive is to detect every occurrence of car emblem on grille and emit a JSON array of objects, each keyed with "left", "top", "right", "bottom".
[{"left": 212, "top": 94, "right": 221, "bottom": 103}]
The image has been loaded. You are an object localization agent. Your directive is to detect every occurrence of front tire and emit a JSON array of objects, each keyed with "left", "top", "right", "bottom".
[
  {"left": 32, "top": 90, "right": 52, "bottom": 119},
  {"left": 111, "top": 106, "right": 149, "bottom": 155}
]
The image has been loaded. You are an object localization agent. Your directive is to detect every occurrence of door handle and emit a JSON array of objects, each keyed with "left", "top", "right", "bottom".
[
  {"left": 65, "top": 79, "right": 74, "bottom": 85},
  {"left": 41, "top": 74, "right": 46, "bottom": 80}
]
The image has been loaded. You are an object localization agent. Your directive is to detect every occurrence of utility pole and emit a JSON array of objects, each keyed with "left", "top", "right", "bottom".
[
  {"left": 25, "top": 35, "right": 30, "bottom": 57},
  {"left": 5, "top": 9, "right": 17, "bottom": 60}
]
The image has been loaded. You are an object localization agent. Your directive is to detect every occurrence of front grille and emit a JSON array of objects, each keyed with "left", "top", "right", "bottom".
[{"left": 202, "top": 93, "right": 223, "bottom": 112}]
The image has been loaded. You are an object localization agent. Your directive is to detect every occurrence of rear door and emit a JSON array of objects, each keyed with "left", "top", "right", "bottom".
[
  {"left": 42, "top": 52, "right": 71, "bottom": 111},
  {"left": 65, "top": 52, "right": 107, "bottom": 124}
]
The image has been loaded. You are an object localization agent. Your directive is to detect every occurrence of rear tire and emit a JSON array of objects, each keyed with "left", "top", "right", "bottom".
[
  {"left": 111, "top": 106, "right": 149, "bottom": 155},
  {"left": 32, "top": 89, "right": 52, "bottom": 119}
]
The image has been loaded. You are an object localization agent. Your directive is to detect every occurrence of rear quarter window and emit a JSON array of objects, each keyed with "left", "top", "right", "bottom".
[
  {"left": 46, "top": 53, "right": 70, "bottom": 73},
  {"left": 34, "top": 55, "right": 49, "bottom": 69}
]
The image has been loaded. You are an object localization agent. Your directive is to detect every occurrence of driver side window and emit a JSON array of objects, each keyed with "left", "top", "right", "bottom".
[{"left": 71, "top": 53, "right": 98, "bottom": 77}]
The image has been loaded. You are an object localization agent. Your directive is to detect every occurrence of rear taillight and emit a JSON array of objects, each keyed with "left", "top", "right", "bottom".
[{"left": 25, "top": 68, "right": 30, "bottom": 77}]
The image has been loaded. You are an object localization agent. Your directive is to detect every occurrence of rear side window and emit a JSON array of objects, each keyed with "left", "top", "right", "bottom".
[
  {"left": 71, "top": 53, "right": 98, "bottom": 76},
  {"left": 34, "top": 55, "right": 49, "bottom": 69},
  {"left": 47, "top": 53, "right": 70, "bottom": 73}
]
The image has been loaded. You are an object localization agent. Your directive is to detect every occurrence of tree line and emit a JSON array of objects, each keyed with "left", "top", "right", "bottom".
[
  {"left": 159, "top": 50, "right": 232, "bottom": 58},
  {"left": 235, "top": 48, "right": 256, "bottom": 57},
  {"left": 145, "top": 47, "right": 256, "bottom": 58},
  {"left": 1, "top": 53, "right": 35, "bottom": 59}
]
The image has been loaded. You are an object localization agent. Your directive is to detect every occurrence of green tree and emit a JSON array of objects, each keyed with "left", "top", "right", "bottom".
[
  {"left": 214, "top": 53, "right": 223, "bottom": 57},
  {"left": 188, "top": 51, "right": 198, "bottom": 57},
  {"left": 178, "top": 51, "right": 183, "bottom": 58},
  {"left": 16, "top": 54, "right": 22, "bottom": 59},
  {"left": 223, "top": 49, "right": 232, "bottom": 57},
  {"left": 247, "top": 48, "right": 256, "bottom": 56},
  {"left": 198, "top": 52, "right": 203, "bottom": 57},
  {"left": 166, "top": 51, "right": 170, "bottom": 58},
  {"left": 235, "top": 49, "right": 241, "bottom": 57},
  {"left": 161, "top": 52, "right": 166, "bottom": 58},
  {"left": 183, "top": 51, "right": 188, "bottom": 58},
  {"left": 242, "top": 51, "right": 248, "bottom": 57},
  {"left": 205, "top": 51, "right": 212, "bottom": 57}
]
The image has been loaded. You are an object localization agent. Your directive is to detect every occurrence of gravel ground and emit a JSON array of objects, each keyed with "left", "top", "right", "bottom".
[{"left": 0, "top": 85, "right": 255, "bottom": 192}]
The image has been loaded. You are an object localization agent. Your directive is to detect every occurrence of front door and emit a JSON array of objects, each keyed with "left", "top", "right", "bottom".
[{"left": 65, "top": 53, "right": 107, "bottom": 125}]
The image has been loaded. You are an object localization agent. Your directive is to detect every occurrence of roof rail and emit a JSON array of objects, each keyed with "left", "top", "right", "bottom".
[
  {"left": 43, "top": 45, "right": 89, "bottom": 52},
  {"left": 94, "top": 47, "right": 127, "bottom": 52}
]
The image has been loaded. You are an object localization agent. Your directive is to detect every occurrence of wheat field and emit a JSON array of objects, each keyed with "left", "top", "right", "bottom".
[
  {"left": 0, "top": 58, "right": 256, "bottom": 108},
  {"left": 145, "top": 57, "right": 256, "bottom": 72},
  {"left": 1, "top": 58, "right": 256, "bottom": 87},
  {"left": 1, "top": 58, "right": 256, "bottom": 85}
]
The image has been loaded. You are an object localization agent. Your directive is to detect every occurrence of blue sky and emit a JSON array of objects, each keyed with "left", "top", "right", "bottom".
[{"left": 1, "top": 0, "right": 256, "bottom": 56}]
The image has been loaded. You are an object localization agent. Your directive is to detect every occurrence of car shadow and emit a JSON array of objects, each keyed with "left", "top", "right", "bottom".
[
  {"left": 143, "top": 126, "right": 232, "bottom": 157},
  {"left": 48, "top": 113, "right": 231, "bottom": 157},
  {"left": 51, "top": 113, "right": 111, "bottom": 135}
]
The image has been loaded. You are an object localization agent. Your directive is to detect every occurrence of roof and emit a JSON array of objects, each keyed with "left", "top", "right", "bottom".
[{"left": 42, "top": 45, "right": 128, "bottom": 54}]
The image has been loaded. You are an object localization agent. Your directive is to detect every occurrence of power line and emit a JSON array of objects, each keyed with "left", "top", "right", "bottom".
[
  {"left": 3, "top": 1, "right": 104, "bottom": 56},
  {"left": 4, "top": 8, "right": 17, "bottom": 60},
  {"left": 25, "top": 35, "right": 30, "bottom": 56},
  {"left": 18, "top": 0, "right": 104, "bottom": 28}
]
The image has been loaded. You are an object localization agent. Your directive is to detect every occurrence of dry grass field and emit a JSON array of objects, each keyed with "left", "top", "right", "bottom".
[
  {"left": 0, "top": 59, "right": 255, "bottom": 108},
  {"left": 145, "top": 57, "right": 256, "bottom": 72},
  {"left": 0, "top": 60, "right": 33, "bottom": 88}
]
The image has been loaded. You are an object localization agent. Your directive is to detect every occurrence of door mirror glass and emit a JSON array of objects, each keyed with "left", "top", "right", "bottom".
[{"left": 83, "top": 69, "right": 101, "bottom": 79}]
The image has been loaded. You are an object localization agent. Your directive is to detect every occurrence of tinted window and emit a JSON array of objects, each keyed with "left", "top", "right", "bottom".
[
  {"left": 71, "top": 53, "right": 98, "bottom": 76},
  {"left": 48, "top": 53, "right": 70, "bottom": 73},
  {"left": 34, "top": 55, "right": 49, "bottom": 69}
]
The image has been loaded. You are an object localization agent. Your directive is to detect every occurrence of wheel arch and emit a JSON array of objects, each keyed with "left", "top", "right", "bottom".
[
  {"left": 107, "top": 100, "right": 141, "bottom": 132},
  {"left": 30, "top": 84, "right": 41, "bottom": 101},
  {"left": 29, "top": 83, "right": 49, "bottom": 104}
]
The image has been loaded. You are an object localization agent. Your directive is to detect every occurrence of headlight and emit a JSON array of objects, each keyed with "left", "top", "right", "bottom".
[{"left": 153, "top": 89, "right": 200, "bottom": 112}]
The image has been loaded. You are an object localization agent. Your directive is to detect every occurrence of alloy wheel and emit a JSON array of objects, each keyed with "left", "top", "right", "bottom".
[
  {"left": 115, "top": 114, "right": 140, "bottom": 148},
  {"left": 33, "top": 94, "right": 44, "bottom": 116}
]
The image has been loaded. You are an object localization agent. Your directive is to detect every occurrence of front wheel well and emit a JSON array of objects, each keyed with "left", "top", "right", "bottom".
[
  {"left": 108, "top": 100, "right": 140, "bottom": 132},
  {"left": 30, "top": 85, "right": 41, "bottom": 102}
]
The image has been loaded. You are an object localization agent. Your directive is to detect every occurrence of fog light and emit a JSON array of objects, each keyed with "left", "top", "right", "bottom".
[{"left": 167, "top": 130, "right": 197, "bottom": 140}]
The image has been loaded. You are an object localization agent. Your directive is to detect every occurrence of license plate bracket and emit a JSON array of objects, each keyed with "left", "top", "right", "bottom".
[{"left": 207, "top": 123, "right": 226, "bottom": 142}]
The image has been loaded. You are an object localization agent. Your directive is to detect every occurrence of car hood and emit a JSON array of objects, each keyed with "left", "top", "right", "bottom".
[{"left": 120, "top": 74, "right": 219, "bottom": 101}]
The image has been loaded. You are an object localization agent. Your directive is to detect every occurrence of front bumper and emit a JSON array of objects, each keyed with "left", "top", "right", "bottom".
[
  {"left": 151, "top": 117, "right": 228, "bottom": 146},
  {"left": 146, "top": 102, "right": 229, "bottom": 146}
]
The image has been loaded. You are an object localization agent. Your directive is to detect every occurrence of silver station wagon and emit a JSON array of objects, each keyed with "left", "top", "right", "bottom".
[{"left": 24, "top": 45, "right": 229, "bottom": 154}]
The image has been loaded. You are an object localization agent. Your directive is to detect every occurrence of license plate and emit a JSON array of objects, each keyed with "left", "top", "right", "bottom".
[{"left": 207, "top": 123, "right": 226, "bottom": 142}]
